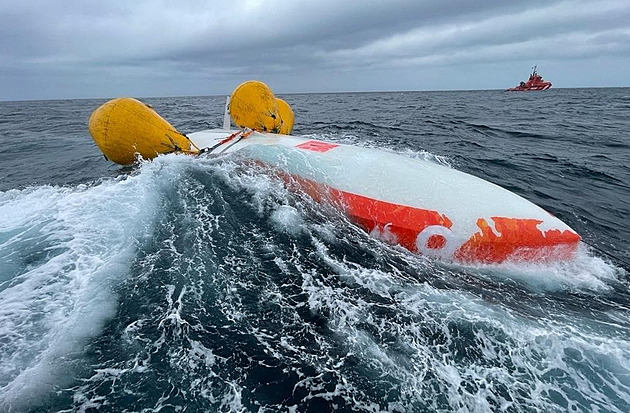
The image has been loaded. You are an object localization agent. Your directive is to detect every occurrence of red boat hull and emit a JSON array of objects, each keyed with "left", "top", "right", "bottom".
[
  {"left": 507, "top": 67, "right": 552, "bottom": 91},
  {"left": 507, "top": 82, "right": 552, "bottom": 91}
]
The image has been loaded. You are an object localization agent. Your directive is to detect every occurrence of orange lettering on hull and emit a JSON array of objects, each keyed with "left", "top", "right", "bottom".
[
  {"left": 283, "top": 170, "right": 452, "bottom": 251},
  {"left": 454, "top": 217, "right": 580, "bottom": 263},
  {"left": 338, "top": 191, "right": 453, "bottom": 252}
]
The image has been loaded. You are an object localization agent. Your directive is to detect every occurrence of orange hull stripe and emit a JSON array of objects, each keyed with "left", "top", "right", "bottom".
[{"left": 276, "top": 167, "right": 580, "bottom": 263}]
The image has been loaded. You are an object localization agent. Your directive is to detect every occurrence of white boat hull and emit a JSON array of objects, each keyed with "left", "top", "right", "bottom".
[{"left": 188, "top": 129, "right": 580, "bottom": 264}]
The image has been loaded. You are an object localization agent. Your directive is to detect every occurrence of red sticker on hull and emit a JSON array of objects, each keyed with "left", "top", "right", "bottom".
[{"left": 295, "top": 140, "right": 340, "bottom": 153}]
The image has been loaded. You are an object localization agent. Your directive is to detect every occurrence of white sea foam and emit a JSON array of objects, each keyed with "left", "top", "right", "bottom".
[
  {"left": 202, "top": 153, "right": 629, "bottom": 410},
  {"left": 451, "top": 243, "right": 623, "bottom": 292},
  {"left": 3, "top": 152, "right": 626, "bottom": 411},
  {"left": 299, "top": 242, "right": 630, "bottom": 411},
  {"left": 270, "top": 205, "right": 304, "bottom": 236},
  {"left": 0, "top": 157, "right": 180, "bottom": 410}
]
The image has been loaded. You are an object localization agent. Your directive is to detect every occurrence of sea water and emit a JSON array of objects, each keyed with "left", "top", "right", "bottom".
[{"left": 0, "top": 89, "right": 629, "bottom": 412}]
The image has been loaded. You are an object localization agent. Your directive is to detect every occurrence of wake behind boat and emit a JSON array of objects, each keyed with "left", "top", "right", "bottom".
[{"left": 88, "top": 81, "right": 580, "bottom": 264}]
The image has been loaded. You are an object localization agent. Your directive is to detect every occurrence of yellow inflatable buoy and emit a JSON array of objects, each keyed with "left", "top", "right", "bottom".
[
  {"left": 275, "top": 98, "right": 294, "bottom": 135},
  {"left": 88, "top": 97, "right": 193, "bottom": 165},
  {"left": 229, "top": 81, "right": 278, "bottom": 132}
]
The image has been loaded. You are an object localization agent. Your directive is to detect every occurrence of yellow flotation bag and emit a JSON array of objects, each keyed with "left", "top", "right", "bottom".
[
  {"left": 229, "top": 81, "right": 279, "bottom": 132},
  {"left": 275, "top": 98, "right": 294, "bottom": 135},
  {"left": 88, "top": 97, "right": 193, "bottom": 165}
]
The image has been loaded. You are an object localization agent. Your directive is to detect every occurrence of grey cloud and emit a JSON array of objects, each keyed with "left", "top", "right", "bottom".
[{"left": 0, "top": 0, "right": 628, "bottom": 100}]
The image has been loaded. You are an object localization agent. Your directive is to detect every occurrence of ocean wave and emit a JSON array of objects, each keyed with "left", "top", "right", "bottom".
[
  {"left": 5, "top": 154, "right": 620, "bottom": 412},
  {"left": 0, "top": 160, "right": 171, "bottom": 411}
]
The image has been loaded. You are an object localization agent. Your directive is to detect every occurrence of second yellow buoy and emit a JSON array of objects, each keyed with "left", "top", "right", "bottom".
[
  {"left": 275, "top": 98, "right": 294, "bottom": 135},
  {"left": 229, "top": 81, "right": 279, "bottom": 132}
]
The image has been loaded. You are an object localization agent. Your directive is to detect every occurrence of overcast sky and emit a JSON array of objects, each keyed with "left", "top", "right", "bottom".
[{"left": 1, "top": 0, "right": 629, "bottom": 100}]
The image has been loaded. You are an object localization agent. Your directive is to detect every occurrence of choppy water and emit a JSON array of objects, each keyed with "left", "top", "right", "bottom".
[{"left": 0, "top": 89, "right": 629, "bottom": 412}]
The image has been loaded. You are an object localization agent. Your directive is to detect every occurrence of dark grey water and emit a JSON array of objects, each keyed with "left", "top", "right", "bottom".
[{"left": 0, "top": 89, "right": 629, "bottom": 412}]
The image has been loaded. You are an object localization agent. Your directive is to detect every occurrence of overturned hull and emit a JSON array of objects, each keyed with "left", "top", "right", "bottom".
[{"left": 188, "top": 129, "right": 580, "bottom": 264}]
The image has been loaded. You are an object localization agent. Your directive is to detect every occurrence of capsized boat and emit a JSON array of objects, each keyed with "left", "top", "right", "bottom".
[
  {"left": 88, "top": 81, "right": 580, "bottom": 264},
  {"left": 507, "top": 66, "right": 552, "bottom": 91}
]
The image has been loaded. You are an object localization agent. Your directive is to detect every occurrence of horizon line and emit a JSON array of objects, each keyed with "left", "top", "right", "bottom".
[{"left": 2, "top": 85, "right": 629, "bottom": 103}]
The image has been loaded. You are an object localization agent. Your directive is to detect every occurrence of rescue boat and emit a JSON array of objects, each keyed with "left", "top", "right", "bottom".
[
  {"left": 507, "top": 66, "right": 552, "bottom": 91},
  {"left": 88, "top": 81, "right": 580, "bottom": 264}
]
